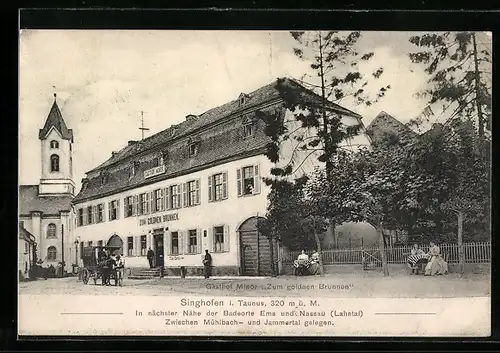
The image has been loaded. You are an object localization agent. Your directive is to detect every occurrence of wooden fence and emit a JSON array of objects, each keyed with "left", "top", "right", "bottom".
[{"left": 282, "top": 242, "right": 491, "bottom": 265}]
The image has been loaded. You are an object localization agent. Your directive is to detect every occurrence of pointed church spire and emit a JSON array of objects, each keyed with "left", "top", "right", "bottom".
[{"left": 38, "top": 93, "right": 74, "bottom": 142}]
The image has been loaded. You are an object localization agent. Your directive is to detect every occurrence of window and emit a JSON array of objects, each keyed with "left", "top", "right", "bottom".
[
  {"left": 214, "top": 226, "right": 224, "bottom": 253},
  {"left": 97, "top": 240, "right": 103, "bottom": 247},
  {"left": 170, "top": 231, "right": 179, "bottom": 255},
  {"left": 188, "top": 229, "right": 198, "bottom": 254},
  {"left": 47, "top": 246, "right": 57, "bottom": 261},
  {"left": 109, "top": 200, "right": 119, "bottom": 221},
  {"left": 46, "top": 223, "right": 57, "bottom": 238},
  {"left": 25, "top": 242, "right": 29, "bottom": 254},
  {"left": 139, "top": 193, "right": 149, "bottom": 215},
  {"left": 237, "top": 165, "right": 260, "bottom": 196},
  {"left": 19, "top": 221, "right": 24, "bottom": 228},
  {"left": 170, "top": 185, "right": 181, "bottom": 209},
  {"left": 243, "top": 116, "right": 253, "bottom": 138},
  {"left": 183, "top": 180, "right": 200, "bottom": 207},
  {"left": 101, "top": 174, "right": 109, "bottom": 185},
  {"left": 87, "top": 206, "right": 93, "bottom": 224},
  {"left": 50, "top": 140, "right": 59, "bottom": 149},
  {"left": 153, "top": 155, "right": 163, "bottom": 167},
  {"left": 153, "top": 189, "right": 163, "bottom": 213},
  {"left": 127, "top": 236, "right": 134, "bottom": 256},
  {"left": 77, "top": 209, "right": 84, "bottom": 226},
  {"left": 141, "top": 235, "right": 147, "bottom": 256},
  {"left": 189, "top": 143, "right": 199, "bottom": 156},
  {"left": 88, "top": 241, "right": 93, "bottom": 247},
  {"left": 124, "top": 196, "right": 134, "bottom": 218},
  {"left": 50, "top": 154, "right": 59, "bottom": 172},
  {"left": 97, "top": 204, "right": 104, "bottom": 223},
  {"left": 208, "top": 172, "right": 228, "bottom": 202}
]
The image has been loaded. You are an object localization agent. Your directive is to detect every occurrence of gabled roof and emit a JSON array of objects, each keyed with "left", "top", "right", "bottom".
[
  {"left": 366, "top": 111, "right": 419, "bottom": 142},
  {"left": 38, "top": 99, "right": 74, "bottom": 142},
  {"left": 19, "top": 185, "right": 73, "bottom": 216},
  {"left": 87, "top": 78, "right": 362, "bottom": 174}
]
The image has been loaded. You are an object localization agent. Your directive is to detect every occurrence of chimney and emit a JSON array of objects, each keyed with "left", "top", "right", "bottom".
[
  {"left": 111, "top": 151, "right": 118, "bottom": 157},
  {"left": 128, "top": 140, "right": 137, "bottom": 146},
  {"left": 186, "top": 114, "right": 198, "bottom": 122}
]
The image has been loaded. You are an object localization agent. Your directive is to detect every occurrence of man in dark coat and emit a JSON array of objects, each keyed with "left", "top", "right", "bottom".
[
  {"left": 203, "top": 250, "right": 212, "bottom": 279},
  {"left": 147, "top": 247, "right": 155, "bottom": 268}
]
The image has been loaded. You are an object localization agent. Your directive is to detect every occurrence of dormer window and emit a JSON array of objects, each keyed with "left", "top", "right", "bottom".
[
  {"left": 242, "top": 115, "right": 254, "bottom": 138},
  {"left": 50, "top": 140, "right": 59, "bottom": 149},
  {"left": 189, "top": 143, "right": 199, "bottom": 156},
  {"left": 129, "top": 162, "right": 138, "bottom": 178},
  {"left": 101, "top": 173, "right": 109, "bottom": 185},
  {"left": 238, "top": 93, "right": 249, "bottom": 106}
]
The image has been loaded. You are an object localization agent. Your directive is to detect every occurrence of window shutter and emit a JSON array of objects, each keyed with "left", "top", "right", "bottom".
[
  {"left": 176, "top": 185, "right": 181, "bottom": 208},
  {"left": 108, "top": 202, "right": 112, "bottom": 222},
  {"left": 195, "top": 179, "right": 200, "bottom": 205},
  {"left": 159, "top": 189, "right": 164, "bottom": 211},
  {"left": 116, "top": 199, "right": 120, "bottom": 219},
  {"left": 197, "top": 229, "right": 202, "bottom": 254},
  {"left": 207, "top": 227, "right": 213, "bottom": 253},
  {"left": 182, "top": 183, "right": 188, "bottom": 207},
  {"left": 223, "top": 225, "right": 230, "bottom": 252},
  {"left": 134, "top": 236, "right": 140, "bottom": 256},
  {"left": 164, "top": 187, "right": 170, "bottom": 210},
  {"left": 237, "top": 168, "right": 242, "bottom": 196},
  {"left": 123, "top": 238, "right": 128, "bottom": 257},
  {"left": 132, "top": 195, "right": 139, "bottom": 216},
  {"left": 208, "top": 176, "right": 213, "bottom": 202},
  {"left": 181, "top": 233, "right": 186, "bottom": 256},
  {"left": 222, "top": 172, "right": 228, "bottom": 199},
  {"left": 145, "top": 193, "right": 150, "bottom": 214},
  {"left": 253, "top": 164, "right": 261, "bottom": 194},
  {"left": 165, "top": 231, "right": 171, "bottom": 255}
]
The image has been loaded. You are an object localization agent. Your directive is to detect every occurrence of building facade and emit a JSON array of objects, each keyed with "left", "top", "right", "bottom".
[
  {"left": 18, "top": 225, "right": 36, "bottom": 279},
  {"left": 73, "top": 78, "right": 369, "bottom": 276},
  {"left": 19, "top": 95, "right": 76, "bottom": 270}
]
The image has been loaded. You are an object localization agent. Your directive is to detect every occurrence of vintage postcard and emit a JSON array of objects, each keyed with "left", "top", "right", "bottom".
[{"left": 18, "top": 30, "right": 491, "bottom": 336}]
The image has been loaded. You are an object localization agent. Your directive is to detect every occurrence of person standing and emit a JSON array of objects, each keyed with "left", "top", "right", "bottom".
[
  {"left": 202, "top": 250, "right": 212, "bottom": 279},
  {"left": 147, "top": 247, "right": 155, "bottom": 269}
]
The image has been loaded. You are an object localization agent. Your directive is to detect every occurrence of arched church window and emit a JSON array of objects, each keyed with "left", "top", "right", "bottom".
[
  {"left": 50, "top": 154, "right": 59, "bottom": 172},
  {"left": 50, "top": 140, "right": 59, "bottom": 149},
  {"left": 46, "top": 223, "right": 57, "bottom": 238},
  {"left": 47, "top": 246, "right": 57, "bottom": 261}
]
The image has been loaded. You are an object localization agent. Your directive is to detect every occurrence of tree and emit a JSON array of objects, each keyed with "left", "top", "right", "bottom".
[
  {"left": 258, "top": 31, "right": 390, "bottom": 246},
  {"left": 408, "top": 32, "right": 491, "bottom": 152}
]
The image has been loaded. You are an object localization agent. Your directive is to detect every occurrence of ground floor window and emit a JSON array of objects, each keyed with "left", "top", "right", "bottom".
[
  {"left": 214, "top": 226, "right": 224, "bottom": 253},
  {"left": 127, "top": 236, "right": 133, "bottom": 256},
  {"left": 171, "top": 231, "right": 179, "bottom": 255},
  {"left": 47, "top": 246, "right": 57, "bottom": 261},
  {"left": 188, "top": 229, "right": 197, "bottom": 254},
  {"left": 141, "top": 235, "right": 147, "bottom": 256}
]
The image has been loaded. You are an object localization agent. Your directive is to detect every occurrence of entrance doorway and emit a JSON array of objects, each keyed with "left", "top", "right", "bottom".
[
  {"left": 238, "top": 216, "right": 272, "bottom": 276},
  {"left": 153, "top": 230, "right": 164, "bottom": 267}
]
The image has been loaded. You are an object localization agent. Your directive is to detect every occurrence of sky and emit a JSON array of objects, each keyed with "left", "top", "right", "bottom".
[{"left": 19, "top": 30, "right": 492, "bottom": 193}]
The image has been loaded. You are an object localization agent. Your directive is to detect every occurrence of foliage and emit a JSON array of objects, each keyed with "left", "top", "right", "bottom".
[
  {"left": 408, "top": 31, "right": 491, "bottom": 141},
  {"left": 257, "top": 31, "right": 390, "bottom": 178}
]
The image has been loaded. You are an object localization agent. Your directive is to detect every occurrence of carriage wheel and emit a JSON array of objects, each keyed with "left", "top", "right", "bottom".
[{"left": 82, "top": 268, "right": 89, "bottom": 284}]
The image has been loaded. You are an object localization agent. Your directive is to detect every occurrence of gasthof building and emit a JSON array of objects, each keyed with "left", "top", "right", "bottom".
[{"left": 72, "top": 78, "right": 367, "bottom": 276}]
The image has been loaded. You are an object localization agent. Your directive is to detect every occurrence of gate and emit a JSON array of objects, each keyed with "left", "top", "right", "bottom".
[{"left": 238, "top": 216, "right": 271, "bottom": 276}]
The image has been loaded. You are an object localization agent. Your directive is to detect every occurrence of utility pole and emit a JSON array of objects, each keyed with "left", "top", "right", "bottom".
[
  {"left": 61, "top": 224, "right": 65, "bottom": 276},
  {"left": 139, "top": 111, "right": 150, "bottom": 140}
]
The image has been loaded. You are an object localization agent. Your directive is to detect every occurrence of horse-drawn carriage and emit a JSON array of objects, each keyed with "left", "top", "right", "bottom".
[{"left": 81, "top": 245, "right": 123, "bottom": 286}]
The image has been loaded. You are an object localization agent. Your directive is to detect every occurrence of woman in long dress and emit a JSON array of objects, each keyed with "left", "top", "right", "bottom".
[{"left": 424, "top": 242, "right": 448, "bottom": 275}]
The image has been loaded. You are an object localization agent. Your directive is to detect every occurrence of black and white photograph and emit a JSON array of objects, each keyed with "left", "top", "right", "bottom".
[{"left": 18, "top": 29, "right": 491, "bottom": 336}]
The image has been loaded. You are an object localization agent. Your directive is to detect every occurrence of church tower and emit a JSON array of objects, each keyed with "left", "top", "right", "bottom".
[{"left": 38, "top": 93, "right": 75, "bottom": 196}]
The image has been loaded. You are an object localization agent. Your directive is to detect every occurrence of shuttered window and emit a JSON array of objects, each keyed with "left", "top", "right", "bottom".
[
  {"left": 170, "top": 231, "right": 179, "bottom": 255},
  {"left": 237, "top": 164, "right": 261, "bottom": 197},
  {"left": 208, "top": 172, "right": 228, "bottom": 202},
  {"left": 183, "top": 179, "right": 201, "bottom": 207},
  {"left": 213, "top": 225, "right": 230, "bottom": 253}
]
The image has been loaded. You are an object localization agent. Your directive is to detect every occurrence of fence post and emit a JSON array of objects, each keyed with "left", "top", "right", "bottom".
[{"left": 458, "top": 211, "right": 465, "bottom": 275}]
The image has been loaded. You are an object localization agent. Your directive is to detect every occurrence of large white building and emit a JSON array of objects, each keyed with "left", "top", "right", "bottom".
[
  {"left": 19, "top": 95, "right": 76, "bottom": 271},
  {"left": 72, "top": 78, "right": 369, "bottom": 276}
]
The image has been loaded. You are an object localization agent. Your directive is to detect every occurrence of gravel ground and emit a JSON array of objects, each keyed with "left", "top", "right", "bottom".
[{"left": 18, "top": 272, "right": 490, "bottom": 298}]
